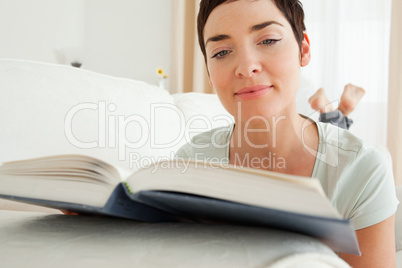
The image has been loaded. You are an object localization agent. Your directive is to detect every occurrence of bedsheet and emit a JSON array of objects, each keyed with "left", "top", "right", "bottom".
[{"left": 0, "top": 210, "right": 350, "bottom": 268}]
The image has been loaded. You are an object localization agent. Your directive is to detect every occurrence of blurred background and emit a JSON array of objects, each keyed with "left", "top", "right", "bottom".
[{"left": 0, "top": 0, "right": 172, "bottom": 89}]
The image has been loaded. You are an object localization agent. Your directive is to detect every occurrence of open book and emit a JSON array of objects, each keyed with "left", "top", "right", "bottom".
[{"left": 0, "top": 154, "right": 359, "bottom": 255}]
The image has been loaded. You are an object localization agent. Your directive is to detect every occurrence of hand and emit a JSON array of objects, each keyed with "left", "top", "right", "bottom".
[{"left": 61, "top": 210, "right": 79, "bottom": 215}]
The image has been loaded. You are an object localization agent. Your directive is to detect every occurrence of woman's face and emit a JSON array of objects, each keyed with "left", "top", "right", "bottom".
[{"left": 204, "top": 0, "right": 310, "bottom": 123}]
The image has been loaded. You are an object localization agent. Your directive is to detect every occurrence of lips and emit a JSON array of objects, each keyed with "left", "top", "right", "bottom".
[{"left": 234, "top": 85, "right": 272, "bottom": 100}]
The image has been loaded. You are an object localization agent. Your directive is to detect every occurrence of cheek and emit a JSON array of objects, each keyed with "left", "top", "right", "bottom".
[
  {"left": 208, "top": 64, "right": 228, "bottom": 89},
  {"left": 264, "top": 47, "right": 301, "bottom": 96},
  {"left": 208, "top": 64, "right": 233, "bottom": 99},
  {"left": 208, "top": 64, "right": 238, "bottom": 114},
  {"left": 268, "top": 48, "right": 300, "bottom": 78}
]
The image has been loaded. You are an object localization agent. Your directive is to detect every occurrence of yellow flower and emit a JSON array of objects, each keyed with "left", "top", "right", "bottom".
[
  {"left": 156, "top": 67, "right": 169, "bottom": 79},
  {"left": 156, "top": 67, "right": 165, "bottom": 77}
]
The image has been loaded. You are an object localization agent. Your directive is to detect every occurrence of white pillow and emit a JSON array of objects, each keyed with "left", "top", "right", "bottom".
[
  {"left": 173, "top": 92, "right": 233, "bottom": 141},
  {"left": 0, "top": 59, "right": 179, "bottom": 174}
]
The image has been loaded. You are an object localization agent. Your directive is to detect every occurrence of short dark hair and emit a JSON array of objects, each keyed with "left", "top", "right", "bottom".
[{"left": 197, "top": 0, "right": 306, "bottom": 63}]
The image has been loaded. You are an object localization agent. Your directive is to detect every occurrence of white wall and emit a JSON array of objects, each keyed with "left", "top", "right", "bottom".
[
  {"left": 0, "top": 0, "right": 85, "bottom": 63},
  {"left": 0, "top": 0, "right": 172, "bottom": 87},
  {"left": 83, "top": 0, "right": 172, "bottom": 87}
]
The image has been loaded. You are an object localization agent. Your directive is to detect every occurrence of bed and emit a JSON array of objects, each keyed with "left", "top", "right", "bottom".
[{"left": 0, "top": 59, "right": 400, "bottom": 267}]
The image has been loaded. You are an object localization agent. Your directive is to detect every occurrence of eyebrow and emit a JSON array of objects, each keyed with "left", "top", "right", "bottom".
[
  {"left": 205, "top": 34, "right": 230, "bottom": 46},
  {"left": 205, "top": 21, "right": 283, "bottom": 46},
  {"left": 250, "top": 21, "right": 283, "bottom": 32}
]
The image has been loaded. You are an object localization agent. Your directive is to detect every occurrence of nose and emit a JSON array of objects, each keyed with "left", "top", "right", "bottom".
[{"left": 235, "top": 49, "right": 262, "bottom": 78}]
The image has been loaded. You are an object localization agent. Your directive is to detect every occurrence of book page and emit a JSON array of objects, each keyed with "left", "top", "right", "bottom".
[
  {"left": 0, "top": 154, "right": 121, "bottom": 185},
  {"left": 126, "top": 160, "right": 341, "bottom": 219},
  {"left": 0, "top": 155, "right": 122, "bottom": 207}
]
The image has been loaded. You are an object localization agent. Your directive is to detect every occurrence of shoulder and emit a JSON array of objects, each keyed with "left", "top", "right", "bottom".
[
  {"left": 317, "top": 122, "right": 365, "bottom": 154},
  {"left": 315, "top": 121, "right": 391, "bottom": 181},
  {"left": 315, "top": 122, "right": 386, "bottom": 166},
  {"left": 175, "top": 124, "right": 233, "bottom": 161},
  {"left": 315, "top": 122, "right": 398, "bottom": 229}
]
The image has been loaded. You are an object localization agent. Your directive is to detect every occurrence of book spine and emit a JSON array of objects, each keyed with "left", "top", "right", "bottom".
[{"left": 101, "top": 183, "right": 180, "bottom": 222}]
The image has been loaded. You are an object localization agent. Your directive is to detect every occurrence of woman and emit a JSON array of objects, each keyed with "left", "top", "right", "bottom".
[{"left": 177, "top": 0, "right": 398, "bottom": 267}]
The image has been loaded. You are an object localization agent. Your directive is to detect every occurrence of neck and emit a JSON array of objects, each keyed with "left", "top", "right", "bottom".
[
  {"left": 229, "top": 112, "right": 318, "bottom": 174},
  {"left": 232, "top": 112, "right": 304, "bottom": 150}
]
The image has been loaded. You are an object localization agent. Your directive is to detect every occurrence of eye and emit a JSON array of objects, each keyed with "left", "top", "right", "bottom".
[
  {"left": 260, "top": 39, "right": 281, "bottom": 46},
  {"left": 212, "top": 50, "right": 230, "bottom": 59}
]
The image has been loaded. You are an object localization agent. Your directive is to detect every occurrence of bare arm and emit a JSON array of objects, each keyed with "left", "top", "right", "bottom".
[{"left": 339, "top": 215, "right": 396, "bottom": 268}]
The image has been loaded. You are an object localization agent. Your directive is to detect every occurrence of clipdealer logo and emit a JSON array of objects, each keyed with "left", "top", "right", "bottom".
[
  {"left": 63, "top": 100, "right": 339, "bottom": 167},
  {"left": 64, "top": 101, "right": 233, "bottom": 161}
]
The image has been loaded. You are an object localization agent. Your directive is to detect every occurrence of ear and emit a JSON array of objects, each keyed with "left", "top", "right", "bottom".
[{"left": 300, "top": 32, "right": 311, "bottom": 67}]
